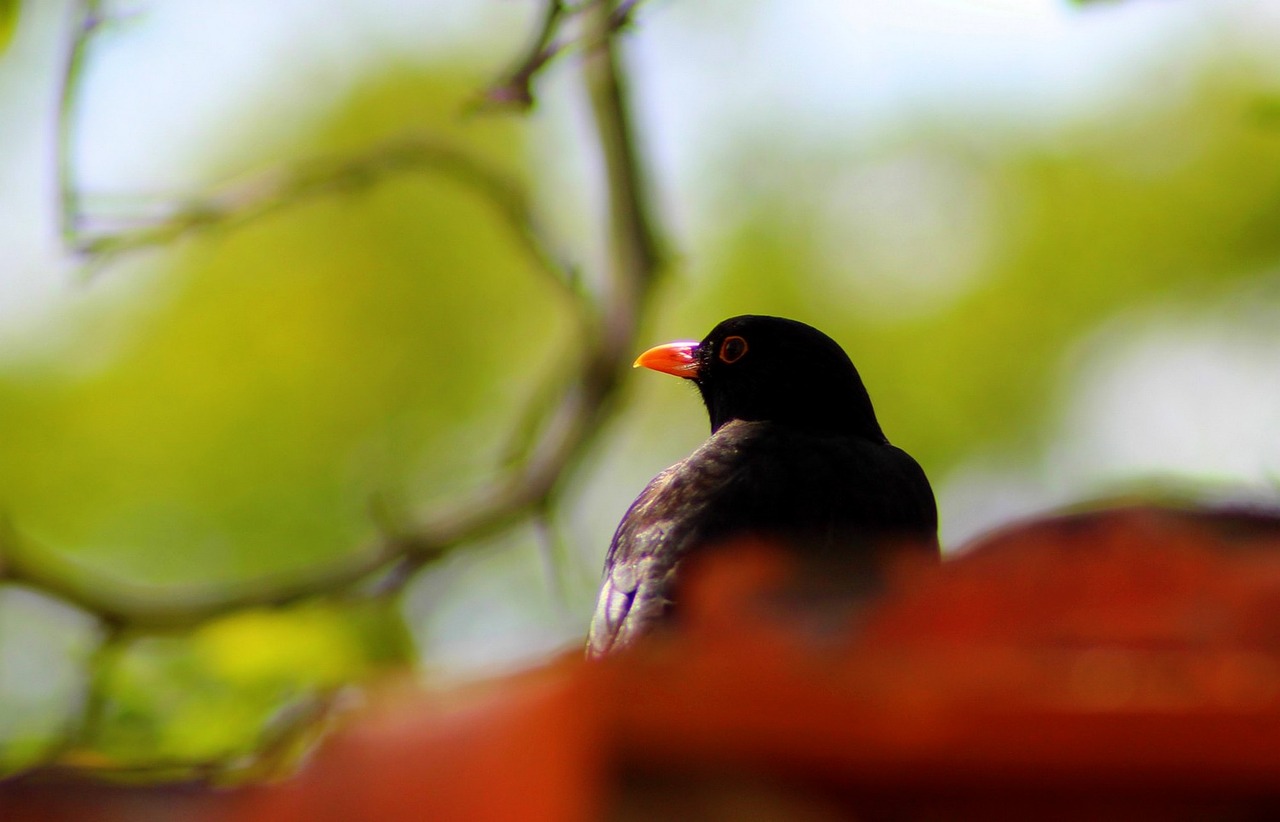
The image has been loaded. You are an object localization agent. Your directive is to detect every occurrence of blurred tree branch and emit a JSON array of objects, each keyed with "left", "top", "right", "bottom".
[
  {"left": 63, "top": 133, "right": 590, "bottom": 308},
  {"left": 482, "top": 0, "right": 650, "bottom": 109},
  {"left": 54, "top": 0, "right": 103, "bottom": 245},
  {"left": 484, "top": 0, "right": 569, "bottom": 108},
  {"left": 10, "top": 0, "right": 664, "bottom": 777}
]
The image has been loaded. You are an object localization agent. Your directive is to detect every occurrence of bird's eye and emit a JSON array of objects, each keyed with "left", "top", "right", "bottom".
[{"left": 719, "top": 335, "right": 748, "bottom": 364}]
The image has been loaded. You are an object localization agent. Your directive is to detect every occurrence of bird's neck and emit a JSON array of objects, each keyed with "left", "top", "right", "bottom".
[{"left": 706, "top": 397, "right": 888, "bottom": 442}]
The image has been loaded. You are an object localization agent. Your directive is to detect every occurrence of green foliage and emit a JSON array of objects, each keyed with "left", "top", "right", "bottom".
[
  {"left": 0, "top": 68, "right": 568, "bottom": 584},
  {"left": 94, "top": 606, "right": 364, "bottom": 767},
  {"left": 0, "top": 0, "right": 17, "bottom": 55},
  {"left": 0, "top": 67, "right": 569, "bottom": 766},
  {"left": 678, "top": 69, "right": 1280, "bottom": 476}
]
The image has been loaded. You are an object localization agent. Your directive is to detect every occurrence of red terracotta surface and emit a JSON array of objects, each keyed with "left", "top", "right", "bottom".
[
  {"left": 6, "top": 504, "right": 1280, "bottom": 820},
  {"left": 1, "top": 665, "right": 602, "bottom": 822}
]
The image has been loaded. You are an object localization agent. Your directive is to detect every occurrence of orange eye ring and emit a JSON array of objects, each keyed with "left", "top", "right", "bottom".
[{"left": 719, "top": 335, "right": 748, "bottom": 364}]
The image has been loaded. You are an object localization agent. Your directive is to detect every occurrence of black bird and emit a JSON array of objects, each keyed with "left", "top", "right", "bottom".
[{"left": 587, "top": 315, "right": 937, "bottom": 657}]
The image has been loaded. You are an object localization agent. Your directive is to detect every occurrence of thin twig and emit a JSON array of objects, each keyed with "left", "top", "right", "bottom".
[
  {"left": 0, "top": 321, "right": 613, "bottom": 631},
  {"left": 70, "top": 136, "right": 586, "bottom": 306},
  {"left": 0, "top": 521, "right": 436, "bottom": 629},
  {"left": 25, "top": 690, "right": 341, "bottom": 783},
  {"left": 481, "top": 0, "right": 654, "bottom": 111},
  {"left": 221, "top": 685, "right": 356, "bottom": 784},
  {"left": 582, "top": 0, "right": 663, "bottom": 352},
  {"left": 56, "top": 0, "right": 107, "bottom": 245},
  {"left": 609, "top": 0, "right": 648, "bottom": 31},
  {"left": 483, "top": 0, "right": 569, "bottom": 109}
]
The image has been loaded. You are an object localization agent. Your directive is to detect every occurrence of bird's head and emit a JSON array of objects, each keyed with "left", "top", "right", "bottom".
[{"left": 634, "top": 315, "right": 887, "bottom": 441}]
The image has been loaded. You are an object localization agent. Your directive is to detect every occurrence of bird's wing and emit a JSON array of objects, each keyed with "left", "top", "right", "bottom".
[
  {"left": 586, "top": 451, "right": 729, "bottom": 657},
  {"left": 585, "top": 531, "right": 678, "bottom": 657}
]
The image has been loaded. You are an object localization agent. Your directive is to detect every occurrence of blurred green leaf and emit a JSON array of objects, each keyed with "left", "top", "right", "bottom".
[
  {"left": 93, "top": 605, "right": 365, "bottom": 766},
  {"left": 1250, "top": 96, "right": 1280, "bottom": 130},
  {"left": 194, "top": 608, "right": 365, "bottom": 688},
  {"left": 673, "top": 67, "right": 1280, "bottom": 478},
  {"left": 0, "top": 0, "right": 18, "bottom": 55},
  {"left": 0, "top": 66, "right": 571, "bottom": 585}
]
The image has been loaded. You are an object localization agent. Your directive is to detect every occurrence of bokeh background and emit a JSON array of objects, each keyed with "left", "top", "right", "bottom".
[{"left": 1, "top": 0, "right": 1279, "bottom": 773}]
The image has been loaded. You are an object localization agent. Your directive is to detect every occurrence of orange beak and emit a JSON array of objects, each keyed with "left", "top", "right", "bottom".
[{"left": 634, "top": 341, "right": 700, "bottom": 378}]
